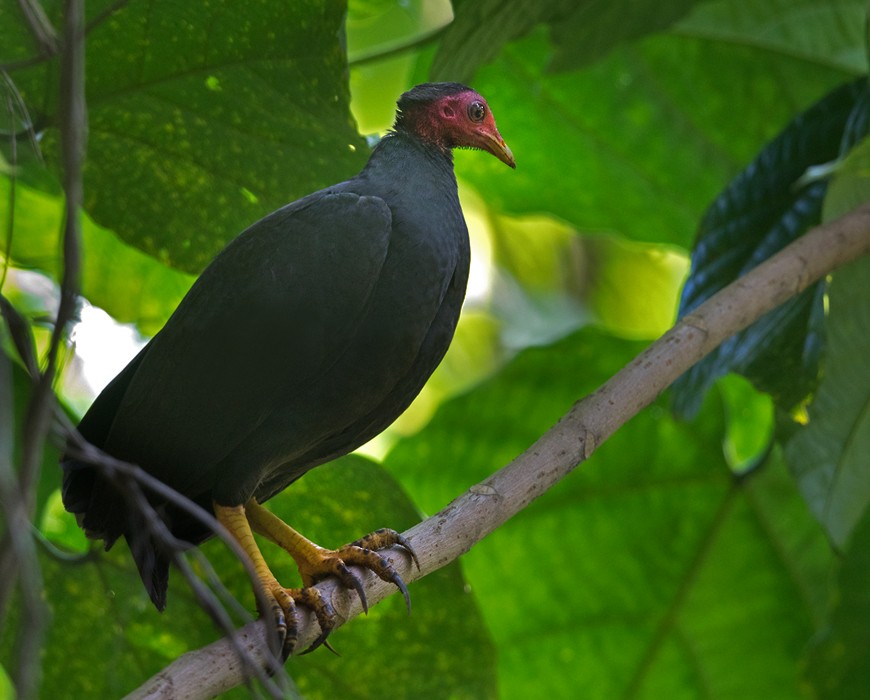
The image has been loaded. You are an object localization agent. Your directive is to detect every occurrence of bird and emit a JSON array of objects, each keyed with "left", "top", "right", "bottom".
[{"left": 61, "top": 82, "right": 514, "bottom": 654}]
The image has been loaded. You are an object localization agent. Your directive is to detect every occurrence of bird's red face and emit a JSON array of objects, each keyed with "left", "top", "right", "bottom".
[{"left": 432, "top": 91, "right": 516, "bottom": 168}]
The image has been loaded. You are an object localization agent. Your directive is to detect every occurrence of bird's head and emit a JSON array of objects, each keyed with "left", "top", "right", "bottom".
[{"left": 393, "top": 82, "right": 515, "bottom": 168}]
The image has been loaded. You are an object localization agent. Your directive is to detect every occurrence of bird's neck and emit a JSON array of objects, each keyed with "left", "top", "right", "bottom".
[{"left": 369, "top": 131, "right": 455, "bottom": 173}]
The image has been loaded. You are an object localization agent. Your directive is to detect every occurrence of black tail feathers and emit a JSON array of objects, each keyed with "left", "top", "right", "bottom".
[
  {"left": 62, "top": 458, "right": 172, "bottom": 611},
  {"left": 125, "top": 514, "right": 172, "bottom": 611}
]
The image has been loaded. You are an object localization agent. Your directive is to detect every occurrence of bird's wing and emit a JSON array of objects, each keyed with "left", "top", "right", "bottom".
[{"left": 99, "top": 191, "right": 393, "bottom": 494}]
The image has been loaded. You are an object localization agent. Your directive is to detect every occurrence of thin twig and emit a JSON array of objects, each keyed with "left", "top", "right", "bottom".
[
  {"left": 17, "top": 0, "right": 59, "bottom": 58},
  {"left": 0, "top": 345, "right": 45, "bottom": 700},
  {"left": 126, "top": 203, "right": 870, "bottom": 700},
  {"left": 9, "top": 0, "right": 87, "bottom": 694}
]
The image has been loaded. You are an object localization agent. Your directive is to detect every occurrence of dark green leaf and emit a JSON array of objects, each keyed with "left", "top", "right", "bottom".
[
  {"left": 430, "top": 0, "right": 566, "bottom": 84},
  {"left": 6, "top": 0, "right": 368, "bottom": 274},
  {"left": 785, "top": 256, "right": 870, "bottom": 548},
  {"left": 0, "top": 456, "right": 495, "bottom": 699},
  {"left": 672, "top": 78, "right": 870, "bottom": 418},
  {"left": 803, "top": 509, "right": 870, "bottom": 699},
  {"left": 430, "top": 0, "right": 704, "bottom": 83},
  {"left": 547, "top": 0, "right": 703, "bottom": 73}
]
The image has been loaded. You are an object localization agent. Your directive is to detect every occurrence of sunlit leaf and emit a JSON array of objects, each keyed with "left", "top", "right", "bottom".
[
  {"left": 0, "top": 175, "right": 193, "bottom": 334},
  {"left": 716, "top": 374, "right": 775, "bottom": 473},
  {"left": 583, "top": 235, "right": 687, "bottom": 339},
  {"left": 676, "top": 0, "right": 867, "bottom": 75},
  {"left": 347, "top": 0, "right": 453, "bottom": 63},
  {"left": 6, "top": 1, "right": 368, "bottom": 274}
]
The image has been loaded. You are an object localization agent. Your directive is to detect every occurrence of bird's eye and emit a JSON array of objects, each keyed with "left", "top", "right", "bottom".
[{"left": 468, "top": 101, "right": 486, "bottom": 122}]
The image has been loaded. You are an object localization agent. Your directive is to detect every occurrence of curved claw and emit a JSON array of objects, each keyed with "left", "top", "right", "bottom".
[
  {"left": 391, "top": 569, "right": 412, "bottom": 614},
  {"left": 330, "top": 560, "right": 369, "bottom": 613},
  {"left": 293, "top": 586, "right": 338, "bottom": 654},
  {"left": 264, "top": 586, "right": 299, "bottom": 660},
  {"left": 368, "top": 551, "right": 411, "bottom": 613},
  {"left": 260, "top": 524, "right": 420, "bottom": 655},
  {"left": 393, "top": 532, "right": 421, "bottom": 571}
]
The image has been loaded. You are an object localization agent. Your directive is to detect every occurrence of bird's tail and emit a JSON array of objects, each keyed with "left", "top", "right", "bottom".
[
  {"left": 125, "top": 507, "right": 171, "bottom": 611},
  {"left": 62, "top": 458, "right": 171, "bottom": 610}
]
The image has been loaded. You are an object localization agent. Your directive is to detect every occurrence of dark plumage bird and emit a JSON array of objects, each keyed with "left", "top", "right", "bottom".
[{"left": 62, "top": 82, "right": 513, "bottom": 651}]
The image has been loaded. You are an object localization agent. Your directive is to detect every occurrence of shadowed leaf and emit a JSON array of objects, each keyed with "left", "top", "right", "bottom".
[
  {"left": 785, "top": 256, "right": 870, "bottom": 548},
  {"left": 803, "top": 509, "right": 870, "bottom": 698},
  {"left": 672, "top": 78, "right": 870, "bottom": 418}
]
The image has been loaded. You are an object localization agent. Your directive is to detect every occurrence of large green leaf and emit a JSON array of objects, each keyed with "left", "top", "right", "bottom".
[
  {"left": 0, "top": 176, "right": 193, "bottom": 334},
  {"left": 384, "top": 328, "right": 833, "bottom": 698},
  {"left": 803, "top": 509, "right": 870, "bottom": 698},
  {"left": 433, "top": 25, "right": 855, "bottom": 260},
  {"left": 430, "top": 0, "right": 704, "bottom": 83},
  {"left": 676, "top": 0, "right": 868, "bottom": 75},
  {"left": 1, "top": 456, "right": 496, "bottom": 699},
  {"left": 429, "top": 0, "right": 867, "bottom": 84},
  {"left": 785, "top": 256, "right": 870, "bottom": 549},
  {"left": 4, "top": 0, "right": 368, "bottom": 274}
]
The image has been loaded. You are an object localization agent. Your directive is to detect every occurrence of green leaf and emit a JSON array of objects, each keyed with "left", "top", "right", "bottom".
[
  {"left": 6, "top": 0, "right": 368, "bottom": 274},
  {"left": 347, "top": 0, "right": 453, "bottom": 63},
  {"left": 583, "top": 234, "right": 688, "bottom": 339},
  {"left": 435, "top": 22, "right": 856, "bottom": 262},
  {"left": 803, "top": 509, "right": 870, "bottom": 699},
  {"left": 488, "top": 215, "right": 688, "bottom": 342},
  {"left": 717, "top": 374, "right": 775, "bottom": 473},
  {"left": 824, "top": 134, "right": 870, "bottom": 221},
  {"left": 0, "top": 456, "right": 496, "bottom": 699},
  {"left": 547, "top": 0, "right": 703, "bottom": 73},
  {"left": 676, "top": 0, "right": 868, "bottom": 75},
  {"left": 430, "top": 0, "right": 705, "bottom": 83},
  {"left": 384, "top": 328, "right": 832, "bottom": 698},
  {"left": 0, "top": 175, "right": 194, "bottom": 334},
  {"left": 785, "top": 256, "right": 870, "bottom": 549},
  {"left": 672, "top": 78, "right": 869, "bottom": 418}
]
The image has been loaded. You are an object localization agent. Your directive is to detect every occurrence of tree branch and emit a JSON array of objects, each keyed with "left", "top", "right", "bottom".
[{"left": 128, "top": 203, "right": 870, "bottom": 700}]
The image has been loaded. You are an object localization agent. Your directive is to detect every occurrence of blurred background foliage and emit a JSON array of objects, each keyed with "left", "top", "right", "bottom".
[{"left": 2, "top": 0, "right": 870, "bottom": 698}]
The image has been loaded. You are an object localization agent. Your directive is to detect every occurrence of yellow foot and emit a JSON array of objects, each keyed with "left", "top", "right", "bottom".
[
  {"left": 214, "top": 500, "right": 420, "bottom": 657},
  {"left": 246, "top": 500, "right": 421, "bottom": 614},
  {"left": 261, "top": 578, "right": 337, "bottom": 655}
]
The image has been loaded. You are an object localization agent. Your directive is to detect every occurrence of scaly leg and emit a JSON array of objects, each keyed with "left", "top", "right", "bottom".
[
  {"left": 214, "top": 499, "right": 420, "bottom": 656},
  {"left": 213, "top": 502, "right": 336, "bottom": 656},
  {"left": 245, "top": 498, "right": 420, "bottom": 614}
]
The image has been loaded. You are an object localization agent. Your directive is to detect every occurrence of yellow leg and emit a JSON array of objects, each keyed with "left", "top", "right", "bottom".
[
  {"left": 244, "top": 499, "right": 332, "bottom": 586},
  {"left": 214, "top": 503, "right": 281, "bottom": 592},
  {"left": 245, "top": 498, "right": 419, "bottom": 613},
  {"left": 213, "top": 502, "right": 336, "bottom": 656},
  {"left": 214, "top": 499, "right": 420, "bottom": 655}
]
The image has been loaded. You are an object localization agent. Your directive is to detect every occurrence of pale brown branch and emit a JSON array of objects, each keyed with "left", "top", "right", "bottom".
[{"left": 126, "top": 203, "right": 870, "bottom": 700}]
